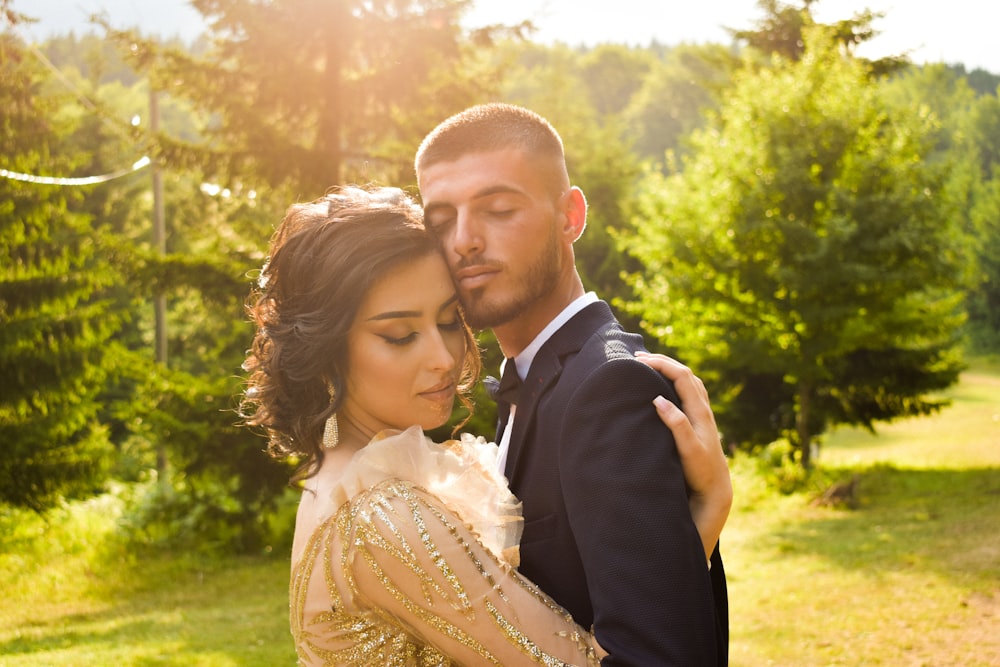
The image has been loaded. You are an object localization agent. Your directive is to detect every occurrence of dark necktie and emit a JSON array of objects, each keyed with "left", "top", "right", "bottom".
[
  {"left": 496, "top": 358, "right": 521, "bottom": 406},
  {"left": 493, "top": 358, "right": 520, "bottom": 444}
]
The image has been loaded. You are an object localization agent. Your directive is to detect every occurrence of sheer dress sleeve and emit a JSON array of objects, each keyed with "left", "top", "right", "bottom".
[{"left": 291, "top": 477, "right": 600, "bottom": 666}]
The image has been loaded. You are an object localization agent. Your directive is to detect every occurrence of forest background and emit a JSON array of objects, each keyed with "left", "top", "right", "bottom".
[{"left": 1, "top": 0, "right": 998, "bottom": 580}]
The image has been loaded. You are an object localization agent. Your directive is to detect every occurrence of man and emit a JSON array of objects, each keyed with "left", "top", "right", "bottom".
[{"left": 416, "top": 103, "right": 729, "bottom": 665}]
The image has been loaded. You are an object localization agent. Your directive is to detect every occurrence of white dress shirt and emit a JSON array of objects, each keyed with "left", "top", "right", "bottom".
[{"left": 495, "top": 292, "right": 599, "bottom": 474}]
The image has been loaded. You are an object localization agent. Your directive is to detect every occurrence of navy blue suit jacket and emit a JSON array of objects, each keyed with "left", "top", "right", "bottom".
[{"left": 500, "top": 301, "right": 728, "bottom": 666}]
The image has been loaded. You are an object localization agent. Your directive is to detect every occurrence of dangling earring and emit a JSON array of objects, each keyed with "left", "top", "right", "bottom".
[
  {"left": 322, "top": 413, "right": 339, "bottom": 450},
  {"left": 322, "top": 383, "right": 339, "bottom": 450}
]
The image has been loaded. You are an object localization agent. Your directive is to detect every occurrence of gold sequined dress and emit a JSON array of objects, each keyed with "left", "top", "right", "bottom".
[{"left": 290, "top": 426, "right": 599, "bottom": 666}]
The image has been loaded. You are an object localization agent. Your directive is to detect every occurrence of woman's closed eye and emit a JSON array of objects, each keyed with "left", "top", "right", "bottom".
[
  {"left": 379, "top": 319, "right": 458, "bottom": 346},
  {"left": 438, "top": 316, "right": 462, "bottom": 332},
  {"left": 380, "top": 331, "right": 416, "bottom": 346}
]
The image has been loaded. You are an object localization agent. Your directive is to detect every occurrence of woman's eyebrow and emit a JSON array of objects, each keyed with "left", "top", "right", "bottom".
[
  {"left": 367, "top": 294, "right": 458, "bottom": 322},
  {"left": 367, "top": 309, "right": 420, "bottom": 322}
]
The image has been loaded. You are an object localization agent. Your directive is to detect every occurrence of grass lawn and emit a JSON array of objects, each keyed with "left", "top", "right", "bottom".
[
  {"left": 1, "top": 359, "right": 997, "bottom": 666},
  {"left": 0, "top": 495, "right": 295, "bottom": 665},
  {"left": 725, "top": 357, "right": 1000, "bottom": 666}
]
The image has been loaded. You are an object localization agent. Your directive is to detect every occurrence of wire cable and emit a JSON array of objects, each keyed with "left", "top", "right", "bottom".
[{"left": 0, "top": 157, "right": 151, "bottom": 186}]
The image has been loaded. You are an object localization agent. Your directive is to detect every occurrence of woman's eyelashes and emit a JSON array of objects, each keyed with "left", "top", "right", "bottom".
[
  {"left": 438, "top": 316, "right": 462, "bottom": 332},
  {"left": 378, "top": 318, "right": 461, "bottom": 346},
  {"left": 381, "top": 331, "right": 417, "bottom": 346}
]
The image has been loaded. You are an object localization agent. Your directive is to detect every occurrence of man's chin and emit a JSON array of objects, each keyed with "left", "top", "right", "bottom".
[{"left": 461, "top": 297, "right": 521, "bottom": 331}]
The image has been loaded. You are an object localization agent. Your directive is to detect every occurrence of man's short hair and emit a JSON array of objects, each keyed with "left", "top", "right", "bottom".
[{"left": 415, "top": 103, "right": 565, "bottom": 176}]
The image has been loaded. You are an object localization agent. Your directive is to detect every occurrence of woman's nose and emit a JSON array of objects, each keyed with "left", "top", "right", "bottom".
[{"left": 426, "top": 330, "right": 458, "bottom": 371}]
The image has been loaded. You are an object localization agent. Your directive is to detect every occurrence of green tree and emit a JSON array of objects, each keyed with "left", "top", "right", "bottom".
[
  {"left": 968, "top": 173, "right": 1000, "bottom": 350},
  {"left": 103, "top": 0, "right": 508, "bottom": 196},
  {"left": 17, "top": 25, "right": 293, "bottom": 543},
  {"left": 621, "top": 28, "right": 967, "bottom": 467},
  {"left": 728, "top": 0, "right": 817, "bottom": 61},
  {"left": 728, "top": 0, "right": 907, "bottom": 76},
  {"left": 952, "top": 64, "right": 1000, "bottom": 98},
  {"left": 0, "top": 32, "right": 121, "bottom": 510},
  {"left": 579, "top": 43, "right": 653, "bottom": 117},
  {"left": 967, "top": 92, "right": 1000, "bottom": 350},
  {"left": 621, "top": 43, "right": 735, "bottom": 165},
  {"left": 42, "top": 32, "right": 143, "bottom": 87},
  {"left": 881, "top": 65, "right": 1000, "bottom": 352}
]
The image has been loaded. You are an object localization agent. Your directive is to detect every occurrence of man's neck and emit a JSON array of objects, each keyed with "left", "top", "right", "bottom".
[
  {"left": 493, "top": 279, "right": 587, "bottom": 358},
  {"left": 494, "top": 292, "right": 597, "bottom": 362}
]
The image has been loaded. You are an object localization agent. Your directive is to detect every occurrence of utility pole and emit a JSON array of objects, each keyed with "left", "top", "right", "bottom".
[{"left": 150, "top": 88, "right": 168, "bottom": 482}]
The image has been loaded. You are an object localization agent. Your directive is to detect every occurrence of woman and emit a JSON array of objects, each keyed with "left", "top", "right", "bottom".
[{"left": 241, "top": 186, "right": 729, "bottom": 665}]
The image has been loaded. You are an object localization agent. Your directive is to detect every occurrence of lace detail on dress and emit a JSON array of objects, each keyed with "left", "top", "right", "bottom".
[{"left": 289, "top": 428, "right": 599, "bottom": 666}]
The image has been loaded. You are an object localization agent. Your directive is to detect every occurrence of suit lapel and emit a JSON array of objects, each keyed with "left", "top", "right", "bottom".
[{"left": 504, "top": 302, "right": 616, "bottom": 480}]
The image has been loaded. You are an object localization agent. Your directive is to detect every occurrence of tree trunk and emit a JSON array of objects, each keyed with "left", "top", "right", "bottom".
[
  {"left": 316, "top": 0, "right": 348, "bottom": 190},
  {"left": 797, "top": 380, "right": 813, "bottom": 468}
]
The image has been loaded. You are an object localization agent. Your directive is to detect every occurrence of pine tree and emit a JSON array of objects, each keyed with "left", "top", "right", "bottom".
[
  {"left": 0, "top": 32, "right": 121, "bottom": 510},
  {"left": 102, "top": 0, "right": 507, "bottom": 196},
  {"left": 622, "top": 27, "right": 966, "bottom": 466}
]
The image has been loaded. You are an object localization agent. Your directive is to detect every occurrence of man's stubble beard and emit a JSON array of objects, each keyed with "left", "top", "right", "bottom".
[{"left": 460, "top": 223, "right": 562, "bottom": 331}]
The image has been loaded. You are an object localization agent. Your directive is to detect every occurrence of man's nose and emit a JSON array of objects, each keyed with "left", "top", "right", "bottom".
[{"left": 452, "top": 212, "right": 483, "bottom": 257}]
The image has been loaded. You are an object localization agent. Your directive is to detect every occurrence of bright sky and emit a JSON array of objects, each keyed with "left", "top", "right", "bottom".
[
  {"left": 23, "top": 0, "right": 1000, "bottom": 73},
  {"left": 465, "top": 0, "right": 1000, "bottom": 72}
]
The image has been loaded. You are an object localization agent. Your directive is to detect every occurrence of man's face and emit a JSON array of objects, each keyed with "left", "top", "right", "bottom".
[{"left": 418, "top": 148, "right": 566, "bottom": 331}]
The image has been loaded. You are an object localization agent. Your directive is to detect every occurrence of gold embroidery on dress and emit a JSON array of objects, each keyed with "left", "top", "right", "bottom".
[{"left": 290, "top": 477, "right": 599, "bottom": 666}]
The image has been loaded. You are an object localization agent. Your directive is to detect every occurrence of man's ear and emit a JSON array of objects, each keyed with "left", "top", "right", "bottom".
[{"left": 562, "top": 186, "right": 587, "bottom": 242}]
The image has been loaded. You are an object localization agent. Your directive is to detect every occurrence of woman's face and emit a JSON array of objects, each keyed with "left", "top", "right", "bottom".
[{"left": 341, "top": 252, "right": 466, "bottom": 435}]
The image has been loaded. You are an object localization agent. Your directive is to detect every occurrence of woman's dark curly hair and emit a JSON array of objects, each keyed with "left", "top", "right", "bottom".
[{"left": 240, "top": 186, "right": 481, "bottom": 483}]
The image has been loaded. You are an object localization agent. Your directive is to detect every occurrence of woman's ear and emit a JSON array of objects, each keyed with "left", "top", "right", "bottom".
[{"left": 562, "top": 186, "right": 587, "bottom": 242}]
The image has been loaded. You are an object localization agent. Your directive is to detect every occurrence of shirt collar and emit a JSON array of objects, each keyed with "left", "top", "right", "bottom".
[{"left": 501, "top": 292, "right": 598, "bottom": 381}]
